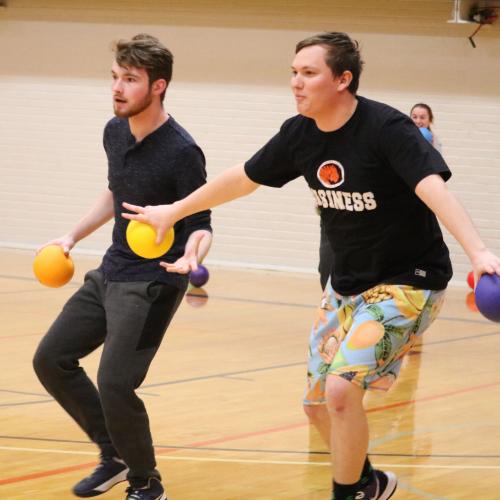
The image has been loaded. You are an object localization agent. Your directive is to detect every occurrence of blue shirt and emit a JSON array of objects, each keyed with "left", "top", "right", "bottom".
[{"left": 100, "top": 116, "right": 211, "bottom": 289}]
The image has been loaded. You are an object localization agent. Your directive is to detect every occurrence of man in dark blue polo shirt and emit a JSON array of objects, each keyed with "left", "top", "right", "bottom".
[{"left": 33, "top": 34, "right": 211, "bottom": 500}]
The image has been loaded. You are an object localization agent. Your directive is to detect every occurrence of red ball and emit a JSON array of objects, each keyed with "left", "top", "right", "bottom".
[
  {"left": 466, "top": 271, "right": 475, "bottom": 289},
  {"left": 465, "top": 291, "right": 478, "bottom": 313}
]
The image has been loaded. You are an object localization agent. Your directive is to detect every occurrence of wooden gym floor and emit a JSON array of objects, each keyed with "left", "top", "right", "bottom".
[{"left": 1, "top": 248, "right": 499, "bottom": 499}]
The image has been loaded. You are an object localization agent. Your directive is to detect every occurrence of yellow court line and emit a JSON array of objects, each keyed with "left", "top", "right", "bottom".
[{"left": 1, "top": 445, "right": 500, "bottom": 470}]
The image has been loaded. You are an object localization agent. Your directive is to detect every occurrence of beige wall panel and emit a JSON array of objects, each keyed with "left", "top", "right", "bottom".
[{"left": 1, "top": 1, "right": 499, "bottom": 284}]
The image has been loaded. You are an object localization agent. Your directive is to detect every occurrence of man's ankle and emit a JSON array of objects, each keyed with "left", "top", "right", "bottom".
[{"left": 332, "top": 479, "right": 360, "bottom": 500}]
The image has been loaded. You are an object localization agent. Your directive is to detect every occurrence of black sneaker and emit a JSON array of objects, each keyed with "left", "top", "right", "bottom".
[
  {"left": 355, "top": 469, "right": 397, "bottom": 500},
  {"left": 125, "top": 477, "right": 167, "bottom": 500},
  {"left": 73, "top": 456, "right": 128, "bottom": 497}
]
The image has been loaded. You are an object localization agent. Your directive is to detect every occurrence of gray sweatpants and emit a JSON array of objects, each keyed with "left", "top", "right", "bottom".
[{"left": 33, "top": 269, "right": 185, "bottom": 482}]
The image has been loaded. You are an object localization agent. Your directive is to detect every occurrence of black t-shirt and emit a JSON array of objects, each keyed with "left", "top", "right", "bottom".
[
  {"left": 244, "top": 96, "right": 452, "bottom": 295},
  {"left": 100, "top": 116, "right": 211, "bottom": 289}
]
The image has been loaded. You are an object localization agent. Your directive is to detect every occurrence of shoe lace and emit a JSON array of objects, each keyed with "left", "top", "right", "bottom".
[
  {"left": 88, "top": 459, "right": 109, "bottom": 478},
  {"left": 125, "top": 486, "right": 145, "bottom": 499}
]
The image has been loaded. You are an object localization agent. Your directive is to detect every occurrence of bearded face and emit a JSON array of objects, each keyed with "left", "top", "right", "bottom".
[{"left": 111, "top": 62, "right": 155, "bottom": 119}]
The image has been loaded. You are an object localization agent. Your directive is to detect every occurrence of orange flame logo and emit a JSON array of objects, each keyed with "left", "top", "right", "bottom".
[{"left": 317, "top": 161, "right": 344, "bottom": 188}]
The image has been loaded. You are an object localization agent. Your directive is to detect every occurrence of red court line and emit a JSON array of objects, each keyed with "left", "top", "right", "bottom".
[
  {"left": 365, "top": 381, "right": 500, "bottom": 414},
  {"left": 156, "top": 421, "right": 308, "bottom": 455},
  {"left": 2, "top": 380, "right": 499, "bottom": 485},
  {"left": 157, "top": 380, "right": 500, "bottom": 453},
  {"left": 0, "top": 461, "right": 97, "bottom": 486}
]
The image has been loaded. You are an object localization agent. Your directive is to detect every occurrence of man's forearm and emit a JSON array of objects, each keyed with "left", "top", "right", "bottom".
[
  {"left": 415, "top": 175, "right": 485, "bottom": 260},
  {"left": 68, "top": 189, "right": 115, "bottom": 244},
  {"left": 172, "top": 164, "right": 259, "bottom": 222}
]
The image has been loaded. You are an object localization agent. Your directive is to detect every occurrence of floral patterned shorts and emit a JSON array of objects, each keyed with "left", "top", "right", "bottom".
[{"left": 303, "top": 281, "right": 446, "bottom": 404}]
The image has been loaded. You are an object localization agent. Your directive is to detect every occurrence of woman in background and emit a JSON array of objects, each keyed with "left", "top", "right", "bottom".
[{"left": 410, "top": 102, "right": 442, "bottom": 152}]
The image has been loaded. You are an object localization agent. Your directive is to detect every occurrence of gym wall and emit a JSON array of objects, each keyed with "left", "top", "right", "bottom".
[{"left": 1, "top": 0, "right": 499, "bottom": 285}]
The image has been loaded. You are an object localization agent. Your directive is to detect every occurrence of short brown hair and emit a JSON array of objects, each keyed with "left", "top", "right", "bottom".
[
  {"left": 113, "top": 34, "right": 173, "bottom": 102},
  {"left": 296, "top": 32, "right": 364, "bottom": 94}
]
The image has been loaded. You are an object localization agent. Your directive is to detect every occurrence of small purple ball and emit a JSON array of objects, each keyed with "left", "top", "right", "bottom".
[
  {"left": 189, "top": 264, "right": 209, "bottom": 288},
  {"left": 475, "top": 274, "right": 500, "bottom": 322}
]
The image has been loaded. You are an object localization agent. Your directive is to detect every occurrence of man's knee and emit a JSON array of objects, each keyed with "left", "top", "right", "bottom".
[
  {"left": 325, "top": 375, "right": 361, "bottom": 415},
  {"left": 97, "top": 371, "right": 135, "bottom": 408},
  {"left": 33, "top": 343, "right": 61, "bottom": 382}
]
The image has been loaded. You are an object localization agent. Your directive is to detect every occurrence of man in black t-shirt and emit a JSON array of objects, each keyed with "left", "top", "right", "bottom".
[
  {"left": 33, "top": 35, "right": 212, "bottom": 500},
  {"left": 122, "top": 33, "right": 500, "bottom": 500}
]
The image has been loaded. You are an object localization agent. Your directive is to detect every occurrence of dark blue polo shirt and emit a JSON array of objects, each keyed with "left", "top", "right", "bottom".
[{"left": 99, "top": 116, "right": 211, "bottom": 290}]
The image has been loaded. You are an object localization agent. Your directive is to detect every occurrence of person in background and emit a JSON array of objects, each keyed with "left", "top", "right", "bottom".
[{"left": 410, "top": 102, "right": 442, "bottom": 152}]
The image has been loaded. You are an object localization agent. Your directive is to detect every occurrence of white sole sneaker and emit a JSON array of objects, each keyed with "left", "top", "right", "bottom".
[
  {"left": 93, "top": 468, "right": 129, "bottom": 493},
  {"left": 379, "top": 470, "right": 397, "bottom": 500}
]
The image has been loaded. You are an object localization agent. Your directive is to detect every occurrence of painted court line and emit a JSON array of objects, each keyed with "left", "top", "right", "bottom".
[
  {"left": 2, "top": 445, "right": 500, "bottom": 471},
  {"left": 0, "top": 389, "right": 48, "bottom": 397},
  {"left": 0, "top": 399, "right": 53, "bottom": 408},
  {"left": 0, "top": 446, "right": 96, "bottom": 456},
  {"left": 0, "top": 332, "right": 44, "bottom": 340},
  {"left": 2, "top": 379, "right": 500, "bottom": 485},
  {"left": 142, "top": 361, "right": 305, "bottom": 389},
  {"left": 0, "top": 456, "right": 98, "bottom": 485},
  {"left": 365, "top": 380, "right": 500, "bottom": 413},
  {"left": 4, "top": 435, "right": 500, "bottom": 459},
  {"left": 0, "top": 270, "right": 492, "bottom": 325},
  {"left": 157, "top": 457, "right": 500, "bottom": 470},
  {"left": 5, "top": 435, "right": 500, "bottom": 459},
  {"left": 156, "top": 381, "right": 500, "bottom": 455},
  {"left": 156, "top": 421, "right": 308, "bottom": 453}
]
